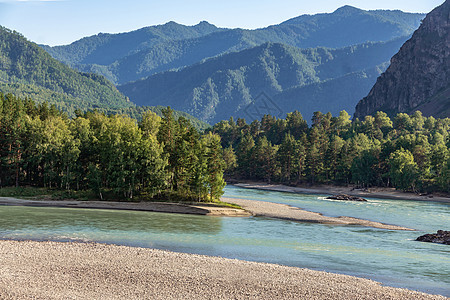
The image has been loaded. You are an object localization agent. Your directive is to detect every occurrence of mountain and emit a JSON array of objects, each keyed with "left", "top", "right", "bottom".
[
  {"left": 118, "top": 39, "right": 405, "bottom": 124},
  {"left": 0, "top": 26, "right": 210, "bottom": 129},
  {"left": 41, "top": 7, "right": 425, "bottom": 85},
  {"left": 0, "top": 26, "right": 131, "bottom": 114},
  {"left": 271, "top": 66, "right": 387, "bottom": 123},
  {"left": 40, "top": 21, "right": 222, "bottom": 66},
  {"left": 354, "top": 1, "right": 450, "bottom": 119},
  {"left": 276, "top": 5, "right": 423, "bottom": 48}
]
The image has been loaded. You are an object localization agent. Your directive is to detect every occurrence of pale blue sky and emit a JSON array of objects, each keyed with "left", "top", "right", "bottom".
[{"left": 0, "top": 0, "right": 445, "bottom": 46}]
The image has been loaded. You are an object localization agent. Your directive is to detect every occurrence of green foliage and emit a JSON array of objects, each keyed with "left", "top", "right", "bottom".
[
  {"left": 0, "top": 27, "right": 209, "bottom": 131},
  {"left": 0, "top": 186, "right": 93, "bottom": 201},
  {"left": 0, "top": 93, "right": 225, "bottom": 202},
  {"left": 222, "top": 145, "right": 237, "bottom": 176},
  {"left": 212, "top": 109, "right": 450, "bottom": 194},
  {"left": 203, "top": 132, "right": 226, "bottom": 200},
  {"left": 389, "top": 149, "right": 419, "bottom": 192},
  {"left": 0, "top": 26, "right": 131, "bottom": 112}
]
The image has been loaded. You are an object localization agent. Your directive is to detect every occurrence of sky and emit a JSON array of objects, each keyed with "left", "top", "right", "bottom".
[{"left": 0, "top": 0, "right": 445, "bottom": 46}]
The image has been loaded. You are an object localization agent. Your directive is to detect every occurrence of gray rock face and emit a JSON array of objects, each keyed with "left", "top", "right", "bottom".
[
  {"left": 416, "top": 230, "right": 450, "bottom": 245},
  {"left": 354, "top": 1, "right": 450, "bottom": 119}
]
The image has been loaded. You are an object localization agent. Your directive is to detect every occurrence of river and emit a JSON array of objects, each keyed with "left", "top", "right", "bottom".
[{"left": 0, "top": 185, "right": 448, "bottom": 296}]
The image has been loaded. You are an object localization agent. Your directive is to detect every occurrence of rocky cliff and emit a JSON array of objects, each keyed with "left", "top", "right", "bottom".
[{"left": 354, "top": 1, "right": 450, "bottom": 119}]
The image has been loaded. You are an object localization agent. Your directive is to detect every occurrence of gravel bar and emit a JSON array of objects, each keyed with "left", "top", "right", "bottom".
[
  {"left": 223, "top": 197, "right": 414, "bottom": 231},
  {"left": 0, "top": 197, "right": 250, "bottom": 217},
  {"left": 0, "top": 240, "right": 446, "bottom": 300}
]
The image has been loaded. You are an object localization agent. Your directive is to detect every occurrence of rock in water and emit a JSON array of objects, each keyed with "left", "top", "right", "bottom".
[
  {"left": 326, "top": 194, "right": 368, "bottom": 202},
  {"left": 416, "top": 230, "right": 450, "bottom": 245}
]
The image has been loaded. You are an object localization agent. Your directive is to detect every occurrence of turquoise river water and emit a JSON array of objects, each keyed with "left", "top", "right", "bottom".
[{"left": 0, "top": 185, "right": 449, "bottom": 296}]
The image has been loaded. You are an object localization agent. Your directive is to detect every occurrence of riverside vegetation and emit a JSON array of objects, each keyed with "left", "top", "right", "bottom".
[
  {"left": 2, "top": 90, "right": 449, "bottom": 201},
  {"left": 0, "top": 92, "right": 225, "bottom": 202},
  {"left": 211, "top": 110, "right": 449, "bottom": 194}
]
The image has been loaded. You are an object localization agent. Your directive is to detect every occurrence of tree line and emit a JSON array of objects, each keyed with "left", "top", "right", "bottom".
[
  {"left": 211, "top": 110, "right": 449, "bottom": 194},
  {"left": 0, "top": 93, "right": 225, "bottom": 201},
  {"left": 1, "top": 90, "right": 449, "bottom": 200}
]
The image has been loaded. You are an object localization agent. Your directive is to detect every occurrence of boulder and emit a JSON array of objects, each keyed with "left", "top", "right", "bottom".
[
  {"left": 416, "top": 230, "right": 450, "bottom": 245},
  {"left": 326, "top": 194, "right": 367, "bottom": 202}
]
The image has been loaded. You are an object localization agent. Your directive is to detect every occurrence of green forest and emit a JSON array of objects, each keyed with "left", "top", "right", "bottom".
[
  {"left": 0, "top": 92, "right": 225, "bottom": 201},
  {"left": 211, "top": 110, "right": 450, "bottom": 194},
  {"left": 1, "top": 91, "right": 449, "bottom": 201}
]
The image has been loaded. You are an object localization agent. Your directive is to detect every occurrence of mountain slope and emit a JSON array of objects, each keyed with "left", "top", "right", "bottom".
[
  {"left": 275, "top": 5, "right": 423, "bottom": 48},
  {"left": 0, "top": 26, "right": 131, "bottom": 114},
  {"left": 81, "top": 29, "right": 257, "bottom": 84},
  {"left": 0, "top": 26, "right": 210, "bottom": 129},
  {"left": 40, "top": 21, "right": 223, "bottom": 66},
  {"left": 354, "top": 1, "right": 450, "bottom": 119},
  {"left": 118, "top": 39, "right": 405, "bottom": 123},
  {"left": 41, "top": 7, "right": 424, "bottom": 85},
  {"left": 272, "top": 66, "right": 388, "bottom": 122}
]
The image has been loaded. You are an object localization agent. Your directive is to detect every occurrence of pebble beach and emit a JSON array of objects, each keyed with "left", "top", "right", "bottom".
[{"left": 0, "top": 240, "right": 446, "bottom": 300}]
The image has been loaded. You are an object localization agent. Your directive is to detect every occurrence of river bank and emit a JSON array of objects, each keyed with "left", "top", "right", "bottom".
[
  {"left": 232, "top": 182, "right": 450, "bottom": 203},
  {"left": 0, "top": 197, "right": 250, "bottom": 217},
  {"left": 222, "top": 197, "right": 414, "bottom": 231},
  {"left": 0, "top": 195, "right": 413, "bottom": 230},
  {"left": 0, "top": 240, "right": 445, "bottom": 300}
]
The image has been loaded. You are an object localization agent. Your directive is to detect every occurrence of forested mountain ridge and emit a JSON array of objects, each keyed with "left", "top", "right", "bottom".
[
  {"left": 41, "top": 7, "right": 425, "bottom": 85},
  {"left": 0, "top": 26, "right": 210, "bottom": 129},
  {"left": 0, "top": 26, "right": 132, "bottom": 114},
  {"left": 40, "top": 21, "right": 223, "bottom": 67},
  {"left": 354, "top": 0, "right": 450, "bottom": 119},
  {"left": 118, "top": 38, "right": 406, "bottom": 124},
  {"left": 260, "top": 5, "right": 423, "bottom": 49}
]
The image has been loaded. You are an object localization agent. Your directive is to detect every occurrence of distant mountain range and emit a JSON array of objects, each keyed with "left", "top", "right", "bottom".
[
  {"left": 35, "top": 6, "right": 440, "bottom": 123},
  {"left": 41, "top": 6, "right": 424, "bottom": 86},
  {"left": 354, "top": 1, "right": 450, "bottom": 119},
  {"left": 118, "top": 40, "right": 405, "bottom": 124}
]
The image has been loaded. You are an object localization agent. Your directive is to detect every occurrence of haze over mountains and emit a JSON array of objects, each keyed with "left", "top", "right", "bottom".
[
  {"left": 42, "top": 6, "right": 423, "bottom": 86},
  {"left": 119, "top": 39, "right": 404, "bottom": 124},
  {"left": 6, "top": 5, "right": 437, "bottom": 124}
]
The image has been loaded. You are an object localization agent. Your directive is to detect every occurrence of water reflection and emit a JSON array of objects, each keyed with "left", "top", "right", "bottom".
[{"left": 0, "top": 206, "right": 222, "bottom": 234}]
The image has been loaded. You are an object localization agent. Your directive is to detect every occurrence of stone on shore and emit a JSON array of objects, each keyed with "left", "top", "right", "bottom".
[
  {"left": 326, "top": 194, "right": 368, "bottom": 202},
  {"left": 416, "top": 230, "right": 450, "bottom": 245}
]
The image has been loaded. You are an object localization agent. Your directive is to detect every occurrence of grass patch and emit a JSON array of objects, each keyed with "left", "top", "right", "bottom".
[
  {"left": 0, "top": 186, "right": 50, "bottom": 198},
  {"left": 0, "top": 186, "right": 94, "bottom": 201},
  {"left": 138, "top": 190, "right": 242, "bottom": 209},
  {"left": 210, "top": 200, "right": 242, "bottom": 209}
]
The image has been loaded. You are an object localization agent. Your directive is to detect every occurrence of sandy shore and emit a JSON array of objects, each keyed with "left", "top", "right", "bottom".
[
  {"left": 223, "top": 197, "right": 414, "bottom": 231},
  {"left": 233, "top": 182, "right": 450, "bottom": 203},
  {"left": 0, "top": 240, "right": 446, "bottom": 300},
  {"left": 0, "top": 197, "right": 250, "bottom": 217}
]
